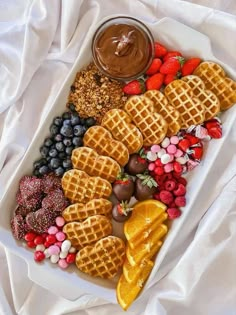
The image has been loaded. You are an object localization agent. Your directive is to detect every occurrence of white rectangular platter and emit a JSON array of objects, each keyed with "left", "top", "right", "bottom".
[{"left": 0, "top": 15, "right": 236, "bottom": 304}]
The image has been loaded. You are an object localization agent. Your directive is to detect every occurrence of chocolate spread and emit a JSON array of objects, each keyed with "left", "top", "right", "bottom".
[{"left": 94, "top": 24, "right": 151, "bottom": 78}]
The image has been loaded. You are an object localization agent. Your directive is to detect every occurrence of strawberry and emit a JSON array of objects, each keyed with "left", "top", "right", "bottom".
[
  {"left": 154, "top": 42, "right": 167, "bottom": 58},
  {"left": 146, "top": 58, "right": 162, "bottom": 76},
  {"left": 181, "top": 57, "right": 201, "bottom": 76},
  {"left": 160, "top": 57, "right": 185, "bottom": 75},
  {"left": 184, "top": 134, "right": 200, "bottom": 146},
  {"left": 146, "top": 73, "right": 164, "bottom": 90},
  {"left": 113, "top": 174, "right": 134, "bottom": 202},
  {"left": 190, "top": 146, "right": 203, "bottom": 160},
  {"left": 178, "top": 138, "right": 191, "bottom": 152},
  {"left": 164, "top": 74, "right": 176, "bottom": 85},
  {"left": 163, "top": 51, "right": 182, "bottom": 62},
  {"left": 113, "top": 201, "right": 133, "bottom": 222},
  {"left": 117, "top": 201, "right": 133, "bottom": 216},
  {"left": 123, "top": 79, "right": 145, "bottom": 95}
]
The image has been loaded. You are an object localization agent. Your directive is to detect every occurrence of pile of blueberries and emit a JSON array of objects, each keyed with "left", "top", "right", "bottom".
[{"left": 33, "top": 106, "right": 96, "bottom": 177}]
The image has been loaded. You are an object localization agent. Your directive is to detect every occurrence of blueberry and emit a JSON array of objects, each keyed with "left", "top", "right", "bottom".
[
  {"left": 71, "top": 114, "right": 80, "bottom": 126},
  {"left": 33, "top": 168, "right": 40, "bottom": 177},
  {"left": 44, "top": 137, "right": 53, "bottom": 147},
  {"left": 33, "top": 158, "right": 47, "bottom": 169},
  {"left": 50, "top": 124, "right": 59, "bottom": 136},
  {"left": 58, "top": 152, "right": 67, "bottom": 159},
  {"left": 60, "top": 125, "right": 73, "bottom": 137},
  {"left": 63, "top": 119, "right": 71, "bottom": 126},
  {"left": 55, "top": 142, "right": 65, "bottom": 152},
  {"left": 40, "top": 146, "right": 49, "bottom": 158},
  {"left": 39, "top": 165, "right": 49, "bottom": 175},
  {"left": 62, "top": 158, "right": 72, "bottom": 169},
  {"left": 86, "top": 117, "right": 96, "bottom": 127},
  {"left": 63, "top": 138, "right": 72, "bottom": 147},
  {"left": 68, "top": 103, "right": 76, "bottom": 112},
  {"left": 72, "top": 137, "right": 83, "bottom": 147},
  {"left": 55, "top": 166, "right": 65, "bottom": 177},
  {"left": 48, "top": 148, "right": 58, "bottom": 158},
  {"left": 54, "top": 134, "right": 63, "bottom": 142},
  {"left": 80, "top": 118, "right": 86, "bottom": 125},
  {"left": 73, "top": 125, "right": 84, "bottom": 136},
  {"left": 62, "top": 112, "right": 71, "bottom": 120},
  {"left": 50, "top": 158, "right": 61, "bottom": 169},
  {"left": 65, "top": 146, "right": 74, "bottom": 156},
  {"left": 53, "top": 117, "right": 63, "bottom": 127}
]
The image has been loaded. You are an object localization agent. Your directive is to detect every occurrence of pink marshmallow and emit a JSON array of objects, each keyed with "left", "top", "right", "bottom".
[
  {"left": 58, "top": 259, "right": 69, "bottom": 269},
  {"left": 164, "top": 163, "right": 174, "bottom": 173},
  {"left": 48, "top": 226, "right": 59, "bottom": 235},
  {"left": 48, "top": 245, "right": 60, "bottom": 256},
  {"left": 56, "top": 231, "right": 66, "bottom": 242},
  {"left": 174, "top": 149, "right": 184, "bottom": 158},
  {"left": 170, "top": 136, "right": 179, "bottom": 144},
  {"left": 148, "top": 163, "right": 155, "bottom": 171},
  {"left": 151, "top": 144, "right": 161, "bottom": 153},
  {"left": 167, "top": 144, "right": 177, "bottom": 154},
  {"left": 56, "top": 216, "right": 65, "bottom": 227}
]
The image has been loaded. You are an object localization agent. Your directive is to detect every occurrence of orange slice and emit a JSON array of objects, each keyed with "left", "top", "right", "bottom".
[
  {"left": 126, "top": 224, "right": 168, "bottom": 266},
  {"left": 117, "top": 260, "right": 154, "bottom": 310},
  {"left": 128, "top": 212, "right": 168, "bottom": 249},
  {"left": 124, "top": 199, "right": 167, "bottom": 244},
  {"left": 123, "top": 258, "right": 153, "bottom": 284}
]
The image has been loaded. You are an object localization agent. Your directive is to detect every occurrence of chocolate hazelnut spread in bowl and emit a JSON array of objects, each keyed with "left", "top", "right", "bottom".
[{"left": 92, "top": 16, "right": 154, "bottom": 81}]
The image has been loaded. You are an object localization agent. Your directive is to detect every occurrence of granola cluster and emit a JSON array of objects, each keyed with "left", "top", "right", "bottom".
[{"left": 67, "top": 63, "right": 127, "bottom": 123}]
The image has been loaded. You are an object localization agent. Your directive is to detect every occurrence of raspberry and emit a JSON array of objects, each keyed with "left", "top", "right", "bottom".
[
  {"left": 175, "top": 196, "right": 186, "bottom": 207},
  {"left": 173, "top": 161, "right": 182, "bottom": 173},
  {"left": 153, "top": 193, "right": 161, "bottom": 201},
  {"left": 172, "top": 171, "right": 182, "bottom": 179},
  {"left": 173, "top": 183, "right": 186, "bottom": 196},
  {"left": 164, "top": 180, "right": 176, "bottom": 191},
  {"left": 177, "top": 176, "right": 187, "bottom": 186},
  {"left": 169, "top": 201, "right": 176, "bottom": 208},
  {"left": 160, "top": 190, "right": 174, "bottom": 205},
  {"left": 167, "top": 208, "right": 181, "bottom": 219},
  {"left": 162, "top": 173, "right": 173, "bottom": 182},
  {"left": 155, "top": 159, "right": 163, "bottom": 167},
  {"left": 154, "top": 166, "right": 164, "bottom": 176}
]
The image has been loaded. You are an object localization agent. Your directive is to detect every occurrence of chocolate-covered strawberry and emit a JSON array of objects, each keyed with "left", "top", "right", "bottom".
[
  {"left": 113, "top": 174, "right": 134, "bottom": 202},
  {"left": 135, "top": 174, "right": 157, "bottom": 201},
  {"left": 125, "top": 149, "right": 148, "bottom": 175},
  {"left": 112, "top": 201, "right": 133, "bottom": 223}
]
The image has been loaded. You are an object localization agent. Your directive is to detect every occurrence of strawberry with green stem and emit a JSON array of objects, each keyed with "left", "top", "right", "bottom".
[
  {"left": 125, "top": 148, "right": 148, "bottom": 175},
  {"left": 112, "top": 201, "right": 133, "bottom": 223},
  {"left": 113, "top": 173, "right": 134, "bottom": 202},
  {"left": 135, "top": 173, "right": 158, "bottom": 201}
]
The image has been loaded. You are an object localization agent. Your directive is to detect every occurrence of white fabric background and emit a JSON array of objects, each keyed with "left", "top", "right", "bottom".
[{"left": 0, "top": 0, "right": 236, "bottom": 314}]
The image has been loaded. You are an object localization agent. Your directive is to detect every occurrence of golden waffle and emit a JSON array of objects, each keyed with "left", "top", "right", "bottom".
[
  {"left": 182, "top": 75, "right": 220, "bottom": 121},
  {"left": 193, "top": 61, "right": 236, "bottom": 110},
  {"left": 101, "top": 109, "right": 143, "bottom": 154},
  {"left": 126, "top": 224, "right": 167, "bottom": 266},
  {"left": 144, "top": 90, "right": 182, "bottom": 136},
  {"left": 164, "top": 80, "right": 205, "bottom": 128},
  {"left": 124, "top": 96, "right": 168, "bottom": 146},
  {"left": 63, "top": 215, "right": 112, "bottom": 249},
  {"left": 71, "top": 147, "right": 120, "bottom": 183},
  {"left": 62, "top": 199, "right": 112, "bottom": 222},
  {"left": 61, "top": 169, "right": 112, "bottom": 204},
  {"left": 76, "top": 236, "right": 126, "bottom": 278},
  {"left": 83, "top": 126, "right": 129, "bottom": 166}
]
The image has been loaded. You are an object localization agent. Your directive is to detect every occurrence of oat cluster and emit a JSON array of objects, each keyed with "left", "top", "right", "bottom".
[{"left": 67, "top": 63, "right": 127, "bottom": 123}]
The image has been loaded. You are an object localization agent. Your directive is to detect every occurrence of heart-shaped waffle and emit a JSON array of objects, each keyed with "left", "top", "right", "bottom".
[
  {"left": 83, "top": 126, "right": 129, "bottom": 166},
  {"left": 101, "top": 109, "right": 143, "bottom": 154},
  {"left": 71, "top": 147, "right": 120, "bottom": 183},
  {"left": 182, "top": 75, "right": 220, "bottom": 121},
  {"left": 62, "top": 198, "right": 112, "bottom": 222},
  {"left": 61, "top": 169, "right": 112, "bottom": 203},
  {"left": 193, "top": 61, "right": 236, "bottom": 110},
  {"left": 63, "top": 215, "right": 112, "bottom": 249},
  {"left": 144, "top": 90, "right": 182, "bottom": 136},
  {"left": 76, "top": 235, "right": 126, "bottom": 278},
  {"left": 164, "top": 80, "right": 205, "bottom": 128},
  {"left": 124, "top": 95, "right": 168, "bottom": 146}
]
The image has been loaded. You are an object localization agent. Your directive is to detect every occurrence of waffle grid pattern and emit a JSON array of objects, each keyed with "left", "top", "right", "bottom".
[
  {"left": 76, "top": 236, "right": 126, "bottom": 278},
  {"left": 101, "top": 109, "right": 143, "bottom": 154},
  {"left": 83, "top": 126, "right": 129, "bottom": 166},
  {"left": 71, "top": 147, "right": 120, "bottom": 183},
  {"left": 63, "top": 215, "right": 112, "bottom": 249}
]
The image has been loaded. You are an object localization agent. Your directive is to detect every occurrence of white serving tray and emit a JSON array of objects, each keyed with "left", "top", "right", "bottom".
[{"left": 0, "top": 15, "right": 236, "bottom": 305}]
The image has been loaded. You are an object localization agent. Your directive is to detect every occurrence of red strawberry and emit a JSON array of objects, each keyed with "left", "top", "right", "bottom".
[
  {"left": 160, "top": 57, "right": 185, "bottom": 75},
  {"left": 184, "top": 134, "right": 200, "bottom": 146},
  {"left": 178, "top": 138, "right": 191, "bottom": 152},
  {"left": 181, "top": 58, "right": 201, "bottom": 76},
  {"left": 146, "top": 73, "right": 164, "bottom": 90},
  {"left": 123, "top": 79, "right": 145, "bottom": 95},
  {"left": 154, "top": 42, "right": 167, "bottom": 58},
  {"left": 146, "top": 58, "right": 162, "bottom": 75},
  {"left": 163, "top": 51, "right": 182, "bottom": 62},
  {"left": 164, "top": 74, "right": 176, "bottom": 85},
  {"left": 190, "top": 146, "right": 203, "bottom": 160}
]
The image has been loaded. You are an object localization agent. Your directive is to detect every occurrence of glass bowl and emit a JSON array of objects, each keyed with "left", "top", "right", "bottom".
[{"left": 92, "top": 16, "right": 154, "bottom": 81}]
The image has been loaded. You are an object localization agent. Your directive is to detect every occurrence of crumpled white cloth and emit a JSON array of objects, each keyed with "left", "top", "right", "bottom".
[{"left": 1, "top": 0, "right": 236, "bottom": 314}]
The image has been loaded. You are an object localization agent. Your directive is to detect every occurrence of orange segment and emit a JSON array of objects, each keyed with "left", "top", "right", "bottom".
[
  {"left": 128, "top": 212, "right": 168, "bottom": 249},
  {"left": 123, "top": 258, "right": 153, "bottom": 284},
  {"left": 124, "top": 199, "right": 167, "bottom": 244},
  {"left": 126, "top": 224, "right": 168, "bottom": 266},
  {"left": 117, "top": 261, "right": 154, "bottom": 310}
]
